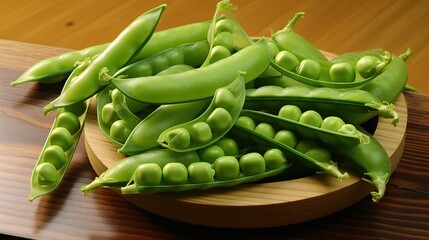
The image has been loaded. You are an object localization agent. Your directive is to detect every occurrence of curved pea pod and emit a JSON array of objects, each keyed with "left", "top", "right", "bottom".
[
  {"left": 157, "top": 72, "right": 246, "bottom": 152},
  {"left": 239, "top": 109, "right": 368, "bottom": 147},
  {"left": 42, "top": 5, "right": 166, "bottom": 114},
  {"left": 271, "top": 12, "right": 328, "bottom": 62},
  {"left": 29, "top": 59, "right": 92, "bottom": 202},
  {"left": 111, "top": 38, "right": 271, "bottom": 104},
  {"left": 323, "top": 127, "right": 391, "bottom": 202},
  {"left": 114, "top": 40, "right": 210, "bottom": 78},
  {"left": 270, "top": 50, "right": 392, "bottom": 88},
  {"left": 230, "top": 125, "right": 349, "bottom": 180},
  {"left": 245, "top": 85, "right": 399, "bottom": 126},
  {"left": 80, "top": 149, "right": 200, "bottom": 195}
]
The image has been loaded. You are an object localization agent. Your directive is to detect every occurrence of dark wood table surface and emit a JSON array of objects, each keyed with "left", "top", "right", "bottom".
[{"left": 1, "top": 38, "right": 429, "bottom": 240}]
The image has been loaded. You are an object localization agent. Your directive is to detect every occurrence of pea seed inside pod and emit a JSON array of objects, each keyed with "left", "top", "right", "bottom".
[
  {"left": 296, "top": 59, "right": 321, "bottom": 79},
  {"left": 239, "top": 152, "right": 266, "bottom": 176},
  {"left": 329, "top": 62, "right": 355, "bottom": 82},
  {"left": 214, "top": 138, "right": 239, "bottom": 156},
  {"left": 56, "top": 111, "right": 80, "bottom": 135},
  {"left": 109, "top": 119, "right": 132, "bottom": 144},
  {"left": 162, "top": 162, "right": 188, "bottom": 185},
  {"left": 209, "top": 45, "right": 232, "bottom": 64},
  {"left": 164, "top": 128, "right": 191, "bottom": 149},
  {"left": 206, "top": 108, "right": 232, "bottom": 132},
  {"left": 278, "top": 105, "right": 302, "bottom": 121},
  {"left": 254, "top": 122, "right": 276, "bottom": 138},
  {"left": 235, "top": 116, "right": 256, "bottom": 130},
  {"left": 320, "top": 116, "right": 346, "bottom": 132},
  {"left": 63, "top": 101, "right": 86, "bottom": 117},
  {"left": 263, "top": 148, "right": 287, "bottom": 170},
  {"left": 188, "top": 122, "right": 213, "bottom": 144},
  {"left": 134, "top": 163, "right": 162, "bottom": 186},
  {"left": 274, "top": 50, "right": 300, "bottom": 71},
  {"left": 356, "top": 55, "right": 380, "bottom": 78},
  {"left": 295, "top": 139, "right": 319, "bottom": 153},
  {"left": 214, "top": 156, "right": 240, "bottom": 180},
  {"left": 199, "top": 145, "right": 225, "bottom": 164},
  {"left": 36, "top": 162, "right": 59, "bottom": 185},
  {"left": 42, "top": 145, "right": 66, "bottom": 170},
  {"left": 213, "top": 88, "right": 235, "bottom": 111},
  {"left": 338, "top": 123, "right": 359, "bottom": 136},
  {"left": 49, "top": 127, "right": 73, "bottom": 151},
  {"left": 214, "top": 19, "right": 234, "bottom": 35},
  {"left": 273, "top": 130, "right": 298, "bottom": 148},
  {"left": 101, "top": 103, "right": 119, "bottom": 126},
  {"left": 188, "top": 162, "right": 215, "bottom": 184},
  {"left": 213, "top": 31, "right": 234, "bottom": 52},
  {"left": 304, "top": 147, "right": 332, "bottom": 164},
  {"left": 299, "top": 110, "right": 323, "bottom": 128}
]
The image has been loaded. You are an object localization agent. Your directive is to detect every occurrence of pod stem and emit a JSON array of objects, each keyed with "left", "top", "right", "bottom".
[
  {"left": 316, "top": 161, "right": 349, "bottom": 181},
  {"left": 365, "top": 101, "right": 399, "bottom": 126},
  {"left": 80, "top": 178, "right": 103, "bottom": 196},
  {"left": 284, "top": 12, "right": 305, "bottom": 32},
  {"left": 399, "top": 48, "right": 413, "bottom": 62},
  {"left": 362, "top": 172, "right": 389, "bottom": 202}
]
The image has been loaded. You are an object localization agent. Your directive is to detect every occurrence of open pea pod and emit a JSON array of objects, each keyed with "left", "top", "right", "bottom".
[
  {"left": 29, "top": 59, "right": 92, "bottom": 202},
  {"left": 230, "top": 125, "right": 349, "bottom": 180},
  {"left": 157, "top": 71, "right": 246, "bottom": 152},
  {"left": 111, "top": 89, "right": 141, "bottom": 129},
  {"left": 239, "top": 109, "right": 368, "bottom": 147},
  {"left": 270, "top": 50, "right": 392, "bottom": 88}
]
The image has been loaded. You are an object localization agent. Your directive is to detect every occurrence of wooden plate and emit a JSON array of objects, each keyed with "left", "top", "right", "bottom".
[{"left": 84, "top": 90, "right": 407, "bottom": 228}]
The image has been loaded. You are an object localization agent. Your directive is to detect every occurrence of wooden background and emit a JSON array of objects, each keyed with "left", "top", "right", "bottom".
[{"left": 0, "top": 0, "right": 428, "bottom": 93}]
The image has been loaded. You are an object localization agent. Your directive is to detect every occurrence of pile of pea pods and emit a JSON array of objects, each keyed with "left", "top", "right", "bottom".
[{"left": 12, "top": 0, "right": 413, "bottom": 203}]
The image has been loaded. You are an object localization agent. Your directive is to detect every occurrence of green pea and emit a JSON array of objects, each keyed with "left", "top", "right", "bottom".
[
  {"left": 188, "top": 162, "right": 215, "bottom": 184},
  {"left": 134, "top": 163, "right": 162, "bottom": 186},
  {"left": 152, "top": 56, "right": 170, "bottom": 74},
  {"left": 188, "top": 122, "right": 212, "bottom": 144},
  {"left": 214, "top": 156, "right": 240, "bottom": 180},
  {"left": 329, "top": 62, "right": 355, "bottom": 82},
  {"left": 63, "top": 101, "right": 86, "bottom": 117},
  {"left": 42, "top": 145, "right": 66, "bottom": 170},
  {"left": 36, "top": 162, "right": 59, "bottom": 185},
  {"left": 295, "top": 139, "right": 319, "bottom": 153},
  {"left": 305, "top": 147, "right": 332, "bottom": 163},
  {"left": 214, "top": 138, "right": 239, "bottom": 156},
  {"left": 209, "top": 45, "right": 232, "bottom": 64},
  {"left": 235, "top": 116, "right": 256, "bottom": 130},
  {"left": 56, "top": 111, "right": 80, "bottom": 135},
  {"left": 214, "top": 19, "right": 233, "bottom": 35},
  {"left": 296, "top": 59, "right": 321, "bottom": 79},
  {"left": 264, "top": 149, "right": 287, "bottom": 170},
  {"left": 109, "top": 119, "right": 132, "bottom": 144},
  {"left": 49, "top": 127, "right": 73, "bottom": 151},
  {"left": 239, "top": 152, "right": 266, "bottom": 176},
  {"left": 101, "top": 103, "right": 119, "bottom": 126},
  {"left": 320, "top": 116, "right": 346, "bottom": 132},
  {"left": 356, "top": 55, "right": 379, "bottom": 78},
  {"left": 299, "top": 110, "right": 323, "bottom": 127},
  {"left": 206, "top": 108, "right": 232, "bottom": 132},
  {"left": 199, "top": 145, "right": 225, "bottom": 164},
  {"left": 278, "top": 105, "right": 302, "bottom": 121},
  {"left": 214, "top": 88, "right": 235, "bottom": 111},
  {"left": 338, "top": 124, "right": 359, "bottom": 136},
  {"left": 274, "top": 50, "right": 300, "bottom": 71},
  {"left": 273, "top": 130, "right": 297, "bottom": 148},
  {"left": 164, "top": 128, "right": 191, "bottom": 149},
  {"left": 162, "top": 162, "right": 188, "bottom": 185},
  {"left": 213, "top": 31, "right": 234, "bottom": 52},
  {"left": 267, "top": 41, "right": 280, "bottom": 60},
  {"left": 254, "top": 122, "right": 276, "bottom": 138}
]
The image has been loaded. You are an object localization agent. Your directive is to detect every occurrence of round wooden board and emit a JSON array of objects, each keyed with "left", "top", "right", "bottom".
[{"left": 84, "top": 92, "right": 407, "bottom": 228}]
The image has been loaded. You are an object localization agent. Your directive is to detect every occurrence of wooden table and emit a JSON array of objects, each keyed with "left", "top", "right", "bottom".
[{"left": 1, "top": 37, "right": 429, "bottom": 239}]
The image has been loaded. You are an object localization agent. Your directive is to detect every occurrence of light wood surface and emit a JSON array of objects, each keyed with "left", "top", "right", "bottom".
[
  {"left": 1, "top": 39, "right": 429, "bottom": 239},
  {"left": 1, "top": 0, "right": 428, "bottom": 93}
]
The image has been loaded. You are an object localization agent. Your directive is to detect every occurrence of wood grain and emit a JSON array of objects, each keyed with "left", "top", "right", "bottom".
[{"left": 1, "top": 40, "right": 429, "bottom": 239}]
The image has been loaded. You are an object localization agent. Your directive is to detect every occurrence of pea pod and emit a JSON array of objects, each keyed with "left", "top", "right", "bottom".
[
  {"left": 42, "top": 5, "right": 166, "bottom": 114},
  {"left": 80, "top": 149, "right": 200, "bottom": 195},
  {"left": 111, "top": 38, "right": 271, "bottom": 104},
  {"left": 239, "top": 109, "right": 368, "bottom": 146},
  {"left": 245, "top": 84, "right": 399, "bottom": 126},
  {"left": 29, "top": 59, "right": 92, "bottom": 202},
  {"left": 10, "top": 19, "right": 212, "bottom": 86},
  {"left": 157, "top": 71, "right": 246, "bottom": 151},
  {"left": 111, "top": 89, "right": 141, "bottom": 129}
]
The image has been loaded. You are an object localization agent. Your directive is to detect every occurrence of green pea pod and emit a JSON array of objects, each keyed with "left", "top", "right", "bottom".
[
  {"left": 42, "top": 5, "right": 166, "bottom": 114},
  {"left": 239, "top": 109, "right": 368, "bottom": 146},
  {"left": 323, "top": 127, "right": 391, "bottom": 202},
  {"left": 111, "top": 38, "right": 271, "bottom": 104},
  {"left": 270, "top": 50, "right": 392, "bottom": 88},
  {"left": 29, "top": 59, "right": 92, "bottom": 202},
  {"left": 271, "top": 12, "right": 328, "bottom": 62},
  {"left": 245, "top": 85, "right": 399, "bottom": 126},
  {"left": 114, "top": 40, "right": 210, "bottom": 78},
  {"left": 230, "top": 125, "right": 349, "bottom": 180},
  {"left": 157, "top": 71, "right": 246, "bottom": 152},
  {"left": 10, "top": 19, "right": 212, "bottom": 87},
  {"left": 111, "top": 89, "right": 141, "bottom": 129},
  {"left": 80, "top": 149, "right": 200, "bottom": 195}
]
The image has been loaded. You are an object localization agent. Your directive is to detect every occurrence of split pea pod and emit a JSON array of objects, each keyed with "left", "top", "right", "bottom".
[
  {"left": 111, "top": 38, "right": 271, "bottom": 104},
  {"left": 80, "top": 149, "right": 200, "bottom": 195},
  {"left": 42, "top": 5, "right": 166, "bottom": 114},
  {"left": 29, "top": 59, "right": 92, "bottom": 202},
  {"left": 244, "top": 84, "right": 399, "bottom": 126},
  {"left": 10, "top": 19, "right": 212, "bottom": 86},
  {"left": 157, "top": 71, "right": 246, "bottom": 152}
]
